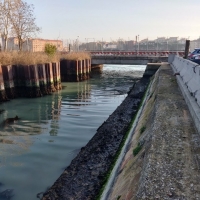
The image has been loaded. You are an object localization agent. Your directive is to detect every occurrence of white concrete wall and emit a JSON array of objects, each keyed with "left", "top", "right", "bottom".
[{"left": 169, "top": 55, "right": 200, "bottom": 134}]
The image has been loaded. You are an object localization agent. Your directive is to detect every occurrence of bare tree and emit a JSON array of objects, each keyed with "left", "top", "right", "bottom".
[
  {"left": 0, "top": 0, "right": 12, "bottom": 51},
  {"left": 9, "top": 0, "right": 40, "bottom": 51}
]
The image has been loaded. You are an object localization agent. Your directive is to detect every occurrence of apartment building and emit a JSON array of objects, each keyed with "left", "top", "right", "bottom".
[
  {"left": 30, "top": 39, "right": 63, "bottom": 52},
  {"left": 2, "top": 37, "right": 63, "bottom": 52}
]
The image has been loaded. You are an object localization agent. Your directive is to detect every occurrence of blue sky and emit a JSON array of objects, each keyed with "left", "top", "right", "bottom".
[{"left": 25, "top": 0, "right": 200, "bottom": 44}]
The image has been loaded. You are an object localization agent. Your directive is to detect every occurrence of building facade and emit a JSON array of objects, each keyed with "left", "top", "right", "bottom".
[{"left": 2, "top": 37, "right": 63, "bottom": 52}]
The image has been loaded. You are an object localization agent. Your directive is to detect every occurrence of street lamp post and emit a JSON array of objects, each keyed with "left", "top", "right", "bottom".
[
  {"left": 167, "top": 38, "right": 168, "bottom": 51},
  {"left": 147, "top": 38, "right": 148, "bottom": 51},
  {"left": 156, "top": 37, "right": 158, "bottom": 55}
]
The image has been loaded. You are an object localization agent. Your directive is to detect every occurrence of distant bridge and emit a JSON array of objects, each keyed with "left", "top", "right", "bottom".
[{"left": 90, "top": 51, "right": 184, "bottom": 65}]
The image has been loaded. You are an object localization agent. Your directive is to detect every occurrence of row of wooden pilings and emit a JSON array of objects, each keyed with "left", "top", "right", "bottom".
[
  {"left": 0, "top": 62, "right": 61, "bottom": 102},
  {"left": 0, "top": 58, "right": 92, "bottom": 102},
  {"left": 60, "top": 59, "right": 91, "bottom": 82}
]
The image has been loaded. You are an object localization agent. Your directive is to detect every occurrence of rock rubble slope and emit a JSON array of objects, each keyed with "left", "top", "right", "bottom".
[
  {"left": 42, "top": 76, "right": 150, "bottom": 199},
  {"left": 109, "top": 64, "right": 200, "bottom": 200}
]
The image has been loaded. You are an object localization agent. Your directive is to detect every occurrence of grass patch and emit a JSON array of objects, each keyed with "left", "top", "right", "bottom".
[{"left": 133, "top": 143, "right": 142, "bottom": 156}]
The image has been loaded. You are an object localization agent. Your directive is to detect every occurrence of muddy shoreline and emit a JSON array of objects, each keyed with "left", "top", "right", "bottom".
[{"left": 42, "top": 76, "right": 150, "bottom": 200}]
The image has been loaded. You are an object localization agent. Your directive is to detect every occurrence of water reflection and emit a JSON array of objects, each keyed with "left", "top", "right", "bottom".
[{"left": 0, "top": 64, "right": 145, "bottom": 200}]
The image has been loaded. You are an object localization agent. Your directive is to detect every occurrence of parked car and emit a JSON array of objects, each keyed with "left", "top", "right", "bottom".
[
  {"left": 188, "top": 48, "right": 200, "bottom": 60},
  {"left": 191, "top": 54, "right": 200, "bottom": 64}
]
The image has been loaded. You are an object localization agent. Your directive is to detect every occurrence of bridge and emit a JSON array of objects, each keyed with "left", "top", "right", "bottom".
[{"left": 90, "top": 51, "right": 185, "bottom": 65}]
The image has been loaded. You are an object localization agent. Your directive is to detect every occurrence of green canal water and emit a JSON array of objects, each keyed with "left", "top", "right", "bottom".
[{"left": 0, "top": 64, "right": 145, "bottom": 200}]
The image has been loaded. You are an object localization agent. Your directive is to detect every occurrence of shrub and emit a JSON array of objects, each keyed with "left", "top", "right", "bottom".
[{"left": 45, "top": 44, "right": 57, "bottom": 56}]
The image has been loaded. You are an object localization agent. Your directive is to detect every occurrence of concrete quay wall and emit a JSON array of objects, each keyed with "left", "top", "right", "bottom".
[
  {"left": 106, "top": 64, "right": 200, "bottom": 199},
  {"left": 169, "top": 55, "right": 200, "bottom": 134}
]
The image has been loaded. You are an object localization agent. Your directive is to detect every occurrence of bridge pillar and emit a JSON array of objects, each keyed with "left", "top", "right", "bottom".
[{"left": 91, "top": 64, "right": 103, "bottom": 74}]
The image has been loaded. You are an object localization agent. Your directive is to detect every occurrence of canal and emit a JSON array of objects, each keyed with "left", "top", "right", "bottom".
[{"left": 0, "top": 64, "right": 145, "bottom": 200}]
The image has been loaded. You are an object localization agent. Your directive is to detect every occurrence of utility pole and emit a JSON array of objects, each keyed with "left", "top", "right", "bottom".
[
  {"left": 184, "top": 40, "right": 190, "bottom": 59},
  {"left": 135, "top": 36, "right": 137, "bottom": 53}
]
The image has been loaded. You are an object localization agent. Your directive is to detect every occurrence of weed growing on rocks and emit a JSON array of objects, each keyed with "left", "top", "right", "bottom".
[
  {"left": 133, "top": 143, "right": 142, "bottom": 156},
  {"left": 117, "top": 195, "right": 121, "bottom": 200},
  {"left": 140, "top": 125, "right": 146, "bottom": 134}
]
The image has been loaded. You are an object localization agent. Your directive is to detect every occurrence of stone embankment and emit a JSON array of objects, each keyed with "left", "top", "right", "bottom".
[
  {"left": 42, "top": 76, "right": 151, "bottom": 199},
  {"left": 108, "top": 64, "right": 200, "bottom": 199}
]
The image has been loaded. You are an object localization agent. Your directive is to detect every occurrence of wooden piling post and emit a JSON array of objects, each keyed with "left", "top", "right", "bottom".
[
  {"left": 52, "top": 62, "right": 62, "bottom": 90},
  {"left": 85, "top": 59, "right": 90, "bottom": 79},
  {"left": 2, "top": 65, "right": 16, "bottom": 99},
  {"left": 89, "top": 59, "right": 91, "bottom": 76},
  {"left": 24, "top": 65, "right": 42, "bottom": 97},
  {"left": 37, "top": 64, "right": 49, "bottom": 95},
  {"left": 57, "top": 62, "right": 62, "bottom": 89},
  {"left": 0, "top": 65, "right": 8, "bottom": 101},
  {"left": 45, "top": 63, "right": 56, "bottom": 93},
  {"left": 78, "top": 60, "right": 82, "bottom": 81},
  {"left": 66, "top": 60, "right": 72, "bottom": 81},
  {"left": 82, "top": 59, "right": 86, "bottom": 80},
  {"left": 15, "top": 65, "right": 26, "bottom": 97},
  {"left": 60, "top": 59, "right": 68, "bottom": 82},
  {"left": 71, "top": 60, "right": 79, "bottom": 82},
  {"left": 184, "top": 40, "right": 190, "bottom": 59}
]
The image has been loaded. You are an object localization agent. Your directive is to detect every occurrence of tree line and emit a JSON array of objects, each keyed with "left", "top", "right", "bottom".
[{"left": 0, "top": 0, "right": 40, "bottom": 51}]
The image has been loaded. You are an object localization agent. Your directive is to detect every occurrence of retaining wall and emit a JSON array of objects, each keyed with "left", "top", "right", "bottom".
[{"left": 169, "top": 55, "right": 200, "bottom": 133}]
